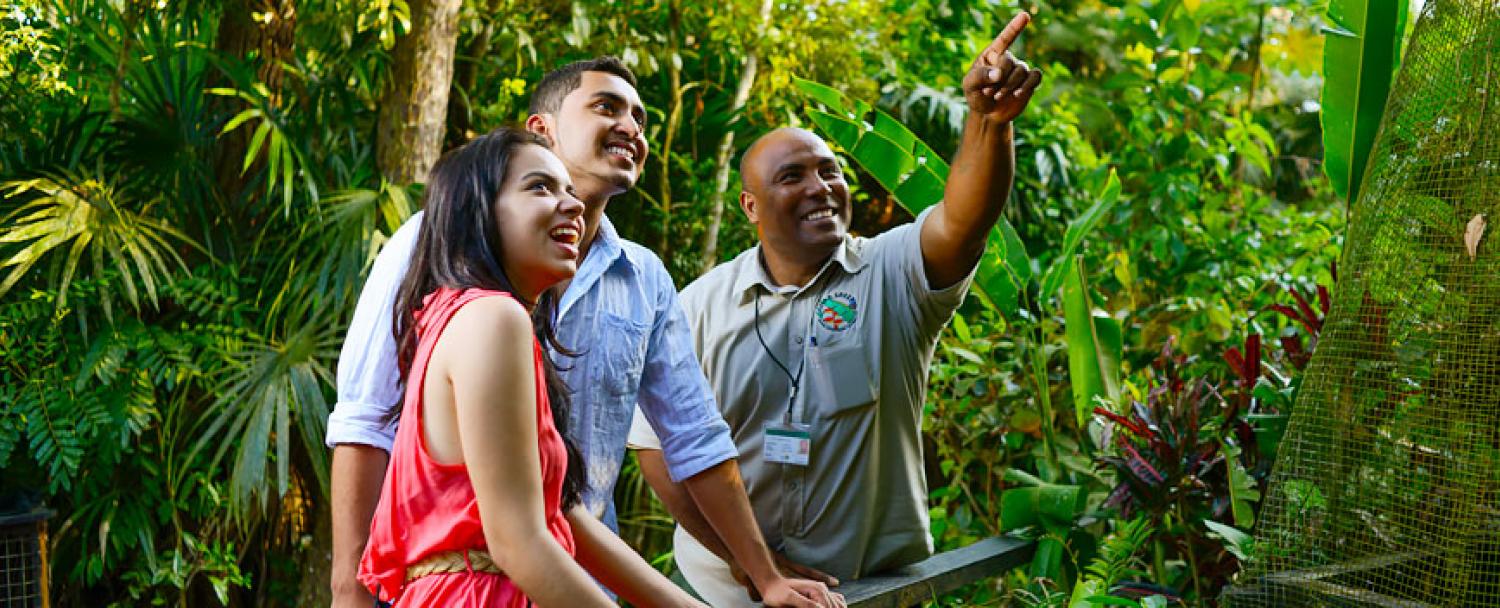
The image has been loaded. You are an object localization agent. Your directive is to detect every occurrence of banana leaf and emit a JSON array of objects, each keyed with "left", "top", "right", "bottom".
[
  {"left": 1321, "top": 0, "right": 1408, "bottom": 203},
  {"left": 1037, "top": 169, "right": 1121, "bottom": 301},
  {"left": 1062, "top": 256, "right": 1122, "bottom": 428}
]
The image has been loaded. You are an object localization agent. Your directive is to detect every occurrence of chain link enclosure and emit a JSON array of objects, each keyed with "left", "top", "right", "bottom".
[{"left": 1225, "top": 0, "right": 1500, "bottom": 605}]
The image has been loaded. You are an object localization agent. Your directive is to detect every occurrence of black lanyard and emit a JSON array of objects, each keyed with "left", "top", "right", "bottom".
[{"left": 753, "top": 293, "right": 808, "bottom": 423}]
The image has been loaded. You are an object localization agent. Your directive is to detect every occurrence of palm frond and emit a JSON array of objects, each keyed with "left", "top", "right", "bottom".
[
  {"left": 189, "top": 313, "right": 339, "bottom": 521},
  {"left": 0, "top": 168, "right": 201, "bottom": 312}
]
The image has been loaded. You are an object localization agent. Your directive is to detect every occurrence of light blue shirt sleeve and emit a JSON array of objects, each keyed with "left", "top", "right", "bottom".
[
  {"left": 635, "top": 260, "right": 738, "bottom": 482},
  {"left": 324, "top": 212, "right": 424, "bottom": 451}
]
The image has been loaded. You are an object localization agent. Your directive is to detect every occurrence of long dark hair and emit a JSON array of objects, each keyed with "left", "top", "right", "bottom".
[{"left": 392, "top": 127, "right": 584, "bottom": 510}]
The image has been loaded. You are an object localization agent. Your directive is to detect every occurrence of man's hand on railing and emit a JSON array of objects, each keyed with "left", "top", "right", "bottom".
[{"left": 731, "top": 551, "right": 840, "bottom": 602}]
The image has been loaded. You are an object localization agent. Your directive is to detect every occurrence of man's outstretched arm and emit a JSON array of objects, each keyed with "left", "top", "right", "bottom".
[{"left": 922, "top": 12, "right": 1044, "bottom": 289}]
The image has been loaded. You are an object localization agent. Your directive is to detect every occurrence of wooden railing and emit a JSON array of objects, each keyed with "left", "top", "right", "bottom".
[{"left": 840, "top": 537, "right": 1036, "bottom": 607}]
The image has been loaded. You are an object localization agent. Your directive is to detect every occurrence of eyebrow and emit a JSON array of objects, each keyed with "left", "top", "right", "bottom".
[
  {"left": 518, "top": 171, "right": 556, "bottom": 184},
  {"left": 773, "top": 157, "right": 837, "bottom": 176},
  {"left": 773, "top": 162, "right": 805, "bottom": 177}
]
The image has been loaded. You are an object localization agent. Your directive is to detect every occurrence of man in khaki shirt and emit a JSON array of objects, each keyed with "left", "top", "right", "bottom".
[{"left": 629, "top": 13, "right": 1043, "bottom": 605}]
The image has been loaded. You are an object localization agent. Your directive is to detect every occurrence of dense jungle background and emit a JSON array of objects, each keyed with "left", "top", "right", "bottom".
[{"left": 1, "top": 0, "right": 1357, "bottom": 604}]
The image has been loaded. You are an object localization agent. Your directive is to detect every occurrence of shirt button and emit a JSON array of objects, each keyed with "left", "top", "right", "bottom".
[
  {"left": 789, "top": 481, "right": 799, "bottom": 491},
  {"left": 794, "top": 337, "right": 803, "bottom": 345}
]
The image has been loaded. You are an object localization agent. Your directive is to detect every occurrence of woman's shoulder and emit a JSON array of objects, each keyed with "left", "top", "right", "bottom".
[{"left": 445, "top": 290, "right": 532, "bottom": 336}]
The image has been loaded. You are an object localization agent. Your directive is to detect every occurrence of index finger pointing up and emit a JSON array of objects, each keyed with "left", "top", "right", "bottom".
[{"left": 987, "top": 12, "right": 1031, "bottom": 56}]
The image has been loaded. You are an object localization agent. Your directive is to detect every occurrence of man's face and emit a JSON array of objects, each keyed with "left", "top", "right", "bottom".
[
  {"left": 545, "top": 71, "right": 649, "bottom": 197},
  {"left": 743, "top": 130, "right": 851, "bottom": 257}
]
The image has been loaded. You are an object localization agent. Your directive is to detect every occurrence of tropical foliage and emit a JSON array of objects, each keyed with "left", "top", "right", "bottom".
[{"left": 0, "top": 0, "right": 1369, "bottom": 604}]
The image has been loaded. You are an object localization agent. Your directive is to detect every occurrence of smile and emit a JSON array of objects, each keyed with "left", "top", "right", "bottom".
[
  {"left": 549, "top": 226, "right": 580, "bottom": 244},
  {"left": 605, "top": 144, "right": 635, "bottom": 161},
  {"left": 802, "top": 208, "right": 837, "bottom": 221}
]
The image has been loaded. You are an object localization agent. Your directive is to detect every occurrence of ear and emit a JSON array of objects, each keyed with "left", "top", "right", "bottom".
[
  {"left": 739, "top": 191, "right": 758, "bottom": 224},
  {"left": 525, "top": 114, "right": 555, "bottom": 147}
]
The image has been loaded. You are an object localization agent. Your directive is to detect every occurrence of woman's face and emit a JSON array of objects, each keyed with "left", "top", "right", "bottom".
[{"left": 494, "top": 143, "right": 585, "bottom": 303}]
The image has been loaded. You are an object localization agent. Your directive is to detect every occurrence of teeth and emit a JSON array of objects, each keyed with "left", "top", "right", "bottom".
[
  {"left": 803, "top": 209, "right": 835, "bottom": 221},
  {"left": 606, "top": 145, "right": 634, "bottom": 160},
  {"left": 550, "top": 227, "right": 579, "bottom": 243}
]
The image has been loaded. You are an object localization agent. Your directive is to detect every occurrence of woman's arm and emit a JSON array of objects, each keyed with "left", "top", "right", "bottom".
[
  {"left": 440, "top": 297, "right": 614, "bottom": 607},
  {"left": 566, "top": 504, "right": 706, "bottom": 608}
]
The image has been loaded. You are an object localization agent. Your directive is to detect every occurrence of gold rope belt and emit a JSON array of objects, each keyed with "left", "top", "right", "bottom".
[{"left": 404, "top": 549, "right": 502, "bottom": 584}]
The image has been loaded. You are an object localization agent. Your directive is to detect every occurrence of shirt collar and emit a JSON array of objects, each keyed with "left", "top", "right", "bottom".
[
  {"left": 559, "top": 214, "right": 637, "bottom": 319},
  {"left": 734, "top": 236, "right": 867, "bottom": 304}
]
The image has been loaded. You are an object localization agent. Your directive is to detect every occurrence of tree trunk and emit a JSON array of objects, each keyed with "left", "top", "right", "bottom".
[
  {"left": 446, "top": 0, "right": 511, "bottom": 148},
  {"left": 293, "top": 501, "right": 334, "bottom": 607},
  {"left": 700, "top": 0, "right": 772, "bottom": 272},
  {"left": 377, "top": 0, "right": 463, "bottom": 186},
  {"left": 211, "top": 0, "right": 297, "bottom": 246},
  {"left": 656, "top": 0, "right": 684, "bottom": 259}
]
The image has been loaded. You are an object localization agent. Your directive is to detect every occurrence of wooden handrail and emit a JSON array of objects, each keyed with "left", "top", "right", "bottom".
[{"left": 840, "top": 537, "right": 1036, "bottom": 607}]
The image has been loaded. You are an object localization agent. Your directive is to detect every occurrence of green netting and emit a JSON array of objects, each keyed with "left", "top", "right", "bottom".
[{"left": 1225, "top": 1, "right": 1500, "bottom": 606}]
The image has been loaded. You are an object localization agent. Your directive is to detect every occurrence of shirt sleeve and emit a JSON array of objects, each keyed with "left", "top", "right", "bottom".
[
  {"left": 325, "top": 212, "right": 423, "bottom": 451},
  {"left": 625, "top": 405, "right": 663, "bottom": 450},
  {"left": 877, "top": 206, "right": 977, "bottom": 340},
  {"left": 632, "top": 258, "right": 737, "bottom": 481}
]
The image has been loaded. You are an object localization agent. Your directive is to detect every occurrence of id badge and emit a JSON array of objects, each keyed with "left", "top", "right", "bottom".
[{"left": 764, "top": 423, "right": 812, "bottom": 466}]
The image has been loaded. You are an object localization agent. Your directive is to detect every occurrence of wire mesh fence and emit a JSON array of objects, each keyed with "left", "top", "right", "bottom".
[
  {"left": 1225, "top": 0, "right": 1500, "bottom": 605},
  {"left": 0, "top": 508, "right": 51, "bottom": 608}
]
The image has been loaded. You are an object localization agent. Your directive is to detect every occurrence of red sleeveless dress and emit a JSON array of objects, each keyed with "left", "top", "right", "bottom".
[{"left": 358, "top": 287, "right": 575, "bottom": 605}]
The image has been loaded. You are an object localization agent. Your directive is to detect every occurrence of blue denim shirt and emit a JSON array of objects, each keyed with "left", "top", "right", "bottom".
[{"left": 326, "top": 211, "right": 737, "bottom": 530}]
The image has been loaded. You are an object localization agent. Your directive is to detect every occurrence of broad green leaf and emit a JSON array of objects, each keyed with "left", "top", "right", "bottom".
[
  {"left": 951, "top": 312, "right": 972, "bottom": 343},
  {"left": 850, "top": 129, "right": 917, "bottom": 190},
  {"left": 1222, "top": 441, "right": 1262, "bottom": 527},
  {"left": 1321, "top": 0, "right": 1407, "bottom": 202},
  {"left": 793, "top": 77, "right": 869, "bottom": 116},
  {"left": 1204, "top": 520, "right": 1255, "bottom": 561},
  {"left": 1040, "top": 169, "right": 1122, "bottom": 300},
  {"left": 871, "top": 112, "right": 920, "bottom": 159},
  {"left": 891, "top": 165, "right": 947, "bottom": 212},
  {"left": 1062, "top": 257, "right": 1122, "bottom": 428},
  {"left": 1000, "top": 483, "right": 1087, "bottom": 531},
  {"left": 1070, "top": 580, "right": 1109, "bottom": 608},
  {"left": 1031, "top": 534, "right": 1066, "bottom": 581},
  {"left": 975, "top": 220, "right": 1031, "bottom": 318},
  {"left": 806, "top": 109, "right": 864, "bottom": 158}
]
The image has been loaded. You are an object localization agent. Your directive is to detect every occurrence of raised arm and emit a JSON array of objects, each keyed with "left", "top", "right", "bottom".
[
  {"left": 328, "top": 213, "right": 421, "bottom": 607},
  {"left": 921, "top": 13, "right": 1043, "bottom": 289},
  {"left": 444, "top": 297, "right": 615, "bottom": 607}
]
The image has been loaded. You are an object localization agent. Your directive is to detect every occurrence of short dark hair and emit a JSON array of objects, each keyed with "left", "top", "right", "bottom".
[{"left": 527, "top": 56, "right": 638, "bottom": 116}]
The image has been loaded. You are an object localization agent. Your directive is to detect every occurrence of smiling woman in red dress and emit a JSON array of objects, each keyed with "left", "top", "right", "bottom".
[{"left": 356, "top": 128, "right": 706, "bottom": 607}]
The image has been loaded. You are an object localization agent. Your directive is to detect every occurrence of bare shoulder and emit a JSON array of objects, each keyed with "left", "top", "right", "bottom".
[{"left": 437, "top": 294, "right": 534, "bottom": 363}]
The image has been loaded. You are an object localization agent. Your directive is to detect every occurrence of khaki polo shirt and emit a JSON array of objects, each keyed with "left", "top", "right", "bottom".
[{"left": 629, "top": 207, "right": 974, "bottom": 579}]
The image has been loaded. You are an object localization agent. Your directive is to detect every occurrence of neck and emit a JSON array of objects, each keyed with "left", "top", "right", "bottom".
[
  {"left": 759, "top": 246, "right": 835, "bottom": 289},
  {"left": 575, "top": 182, "right": 616, "bottom": 262},
  {"left": 512, "top": 285, "right": 540, "bottom": 311}
]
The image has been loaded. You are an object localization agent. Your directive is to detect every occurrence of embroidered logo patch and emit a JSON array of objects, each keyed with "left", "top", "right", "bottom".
[{"left": 817, "top": 292, "right": 858, "bottom": 331}]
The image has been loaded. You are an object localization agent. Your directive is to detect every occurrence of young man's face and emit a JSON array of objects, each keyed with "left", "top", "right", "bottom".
[{"left": 543, "top": 71, "right": 649, "bottom": 198}]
